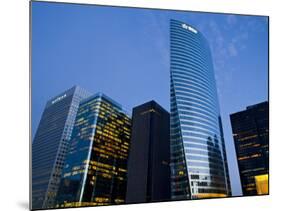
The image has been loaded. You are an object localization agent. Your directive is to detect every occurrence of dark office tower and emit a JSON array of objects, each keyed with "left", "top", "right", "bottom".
[
  {"left": 170, "top": 19, "right": 231, "bottom": 200},
  {"left": 126, "top": 101, "right": 170, "bottom": 204},
  {"left": 56, "top": 93, "right": 131, "bottom": 208},
  {"left": 32, "top": 86, "right": 91, "bottom": 209},
  {"left": 230, "top": 101, "right": 269, "bottom": 196}
]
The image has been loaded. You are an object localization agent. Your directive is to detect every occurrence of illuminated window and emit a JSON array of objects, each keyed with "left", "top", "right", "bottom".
[
  {"left": 178, "top": 171, "right": 184, "bottom": 176},
  {"left": 255, "top": 174, "right": 269, "bottom": 195}
]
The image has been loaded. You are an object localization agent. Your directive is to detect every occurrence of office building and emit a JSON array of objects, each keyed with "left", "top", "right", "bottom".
[
  {"left": 170, "top": 19, "right": 231, "bottom": 200},
  {"left": 32, "top": 86, "right": 91, "bottom": 209},
  {"left": 56, "top": 93, "right": 131, "bottom": 208},
  {"left": 126, "top": 101, "right": 170, "bottom": 203},
  {"left": 230, "top": 101, "right": 269, "bottom": 196}
]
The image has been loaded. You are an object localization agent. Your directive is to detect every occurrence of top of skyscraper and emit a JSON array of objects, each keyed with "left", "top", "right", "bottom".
[
  {"left": 246, "top": 101, "right": 268, "bottom": 110},
  {"left": 170, "top": 19, "right": 209, "bottom": 43},
  {"left": 230, "top": 101, "right": 268, "bottom": 117},
  {"left": 45, "top": 85, "right": 91, "bottom": 107},
  {"left": 133, "top": 100, "right": 170, "bottom": 115},
  {"left": 80, "top": 92, "right": 131, "bottom": 116}
]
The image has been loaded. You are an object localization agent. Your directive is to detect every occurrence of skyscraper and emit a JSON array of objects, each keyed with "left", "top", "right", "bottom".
[
  {"left": 170, "top": 19, "right": 231, "bottom": 200},
  {"left": 56, "top": 93, "right": 131, "bottom": 208},
  {"left": 126, "top": 101, "right": 170, "bottom": 204},
  {"left": 32, "top": 86, "right": 91, "bottom": 209},
  {"left": 230, "top": 101, "right": 269, "bottom": 196}
]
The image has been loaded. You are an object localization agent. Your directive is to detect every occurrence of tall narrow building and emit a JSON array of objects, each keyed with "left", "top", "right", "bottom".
[
  {"left": 230, "top": 101, "right": 269, "bottom": 196},
  {"left": 170, "top": 19, "right": 231, "bottom": 200},
  {"left": 126, "top": 101, "right": 170, "bottom": 204},
  {"left": 32, "top": 86, "right": 91, "bottom": 209},
  {"left": 56, "top": 93, "right": 131, "bottom": 208}
]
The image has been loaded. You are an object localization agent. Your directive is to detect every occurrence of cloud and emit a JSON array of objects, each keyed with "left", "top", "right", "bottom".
[
  {"left": 206, "top": 20, "right": 228, "bottom": 70},
  {"left": 228, "top": 43, "right": 238, "bottom": 57},
  {"left": 196, "top": 17, "right": 248, "bottom": 97},
  {"left": 134, "top": 11, "right": 170, "bottom": 71},
  {"left": 246, "top": 18, "right": 268, "bottom": 32},
  {"left": 226, "top": 15, "right": 237, "bottom": 25},
  {"left": 231, "top": 32, "right": 248, "bottom": 52},
  {"left": 205, "top": 16, "right": 251, "bottom": 66}
]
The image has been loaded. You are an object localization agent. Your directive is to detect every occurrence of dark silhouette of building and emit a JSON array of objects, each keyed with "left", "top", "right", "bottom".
[
  {"left": 230, "top": 101, "right": 269, "bottom": 196},
  {"left": 126, "top": 101, "right": 170, "bottom": 203}
]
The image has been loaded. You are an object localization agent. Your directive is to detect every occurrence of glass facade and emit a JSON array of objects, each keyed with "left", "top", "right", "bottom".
[
  {"left": 230, "top": 101, "right": 269, "bottom": 196},
  {"left": 170, "top": 19, "right": 231, "bottom": 200},
  {"left": 55, "top": 93, "right": 131, "bottom": 208},
  {"left": 32, "top": 86, "right": 91, "bottom": 209}
]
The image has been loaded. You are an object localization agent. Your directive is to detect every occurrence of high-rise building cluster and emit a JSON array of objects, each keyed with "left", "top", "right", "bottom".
[{"left": 32, "top": 20, "right": 268, "bottom": 210}]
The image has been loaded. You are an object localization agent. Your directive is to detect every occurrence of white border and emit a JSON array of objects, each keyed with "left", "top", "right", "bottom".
[{"left": 0, "top": 0, "right": 279, "bottom": 211}]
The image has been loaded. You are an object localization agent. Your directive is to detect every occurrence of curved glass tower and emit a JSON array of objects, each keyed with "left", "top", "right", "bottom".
[{"left": 170, "top": 19, "right": 231, "bottom": 200}]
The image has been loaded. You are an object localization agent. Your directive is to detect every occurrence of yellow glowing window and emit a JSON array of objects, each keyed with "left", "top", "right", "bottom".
[
  {"left": 195, "top": 193, "right": 227, "bottom": 198},
  {"left": 253, "top": 144, "right": 261, "bottom": 147},
  {"left": 255, "top": 174, "right": 269, "bottom": 195},
  {"left": 238, "top": 156, "right": 250, "bottom": 160},
  {"left": 251, "top": 153, "right": 261, "bottom": 158},
  {"left": 118, "top": 168, "right": 127, "bottom": 172},
  {"left": 239, "top": 135, "right": 258, "bottom": 141},
  {"left": 95, "top": 197, "right": 109, "bottom": 202},
  {"left": 178, "top": 171, "right": 184, "bottom": 176}
]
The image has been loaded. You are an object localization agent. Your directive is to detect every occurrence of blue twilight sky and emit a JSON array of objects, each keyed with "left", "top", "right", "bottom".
[{"left": 31, "top": 2, "right": 268, "bottom": 197}]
